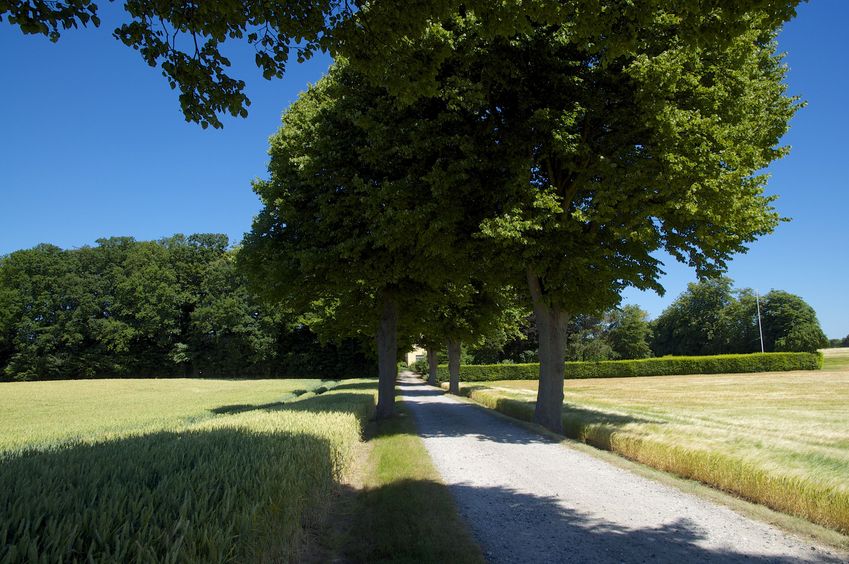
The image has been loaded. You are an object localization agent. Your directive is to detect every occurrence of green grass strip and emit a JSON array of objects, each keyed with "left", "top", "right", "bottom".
[{"left": 345, "top": 404, "right": 484, "bottom": 564}]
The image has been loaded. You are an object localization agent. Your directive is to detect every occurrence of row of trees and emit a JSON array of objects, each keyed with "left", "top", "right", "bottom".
[
  {"left": 0, "top": 235, "right": 375, "bottom": 381},
  {"left": 1, "top": 235, "right": 825, "bottom": 383},
  {"left": 239, "top": 4, "right": 802, "bottom": 431},
  {"left": 6, "top": 1, "right": 805, "bottom": 432}
]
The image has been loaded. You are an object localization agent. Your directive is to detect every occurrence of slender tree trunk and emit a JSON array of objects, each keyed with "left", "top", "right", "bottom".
[
  {"left": 447, "top": 338, "right": 461, "bottom": 395},
  {"left": 528, "top": 269, "right": 569, "bottom": 434},
  {"left": 375, "top": 293, "right": 399, "bottom": 419},
  {"left": 426, "top": 347, "right": 438, "bottom": 386}
]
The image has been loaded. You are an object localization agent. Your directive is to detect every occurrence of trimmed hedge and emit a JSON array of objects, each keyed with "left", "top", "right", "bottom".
[{"left": 434, "top": 352, "right": 823, "bottom": 382}]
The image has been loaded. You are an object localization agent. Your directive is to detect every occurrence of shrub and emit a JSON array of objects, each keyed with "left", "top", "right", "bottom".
[
  {"left": 434, "top": 352, "right": 822, "bottom": 382},
  {"left": 411, "top": 359, "right": 429, "bottom": 376}
]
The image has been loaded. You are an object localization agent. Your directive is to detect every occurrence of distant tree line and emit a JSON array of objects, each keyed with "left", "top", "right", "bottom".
[
  {"left": 828, "top": 336, "right": 849, "bottom": 348},
  {"left": 468, "top": 278, "right": 828, "bottom": 364},
  {"left": 651, "top": 277, "right": 828, "bottom": 356},
  {"left": 0, "top": 235, "right": 375, "bottom": 381}
]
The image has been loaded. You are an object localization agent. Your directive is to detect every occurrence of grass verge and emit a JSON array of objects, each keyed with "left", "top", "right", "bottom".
[
  {"left": 339, "top": 404, "right": 484, "bottom": 563},
  {"left": 446, "top": 370, "right": 849, "bottom": 536}
]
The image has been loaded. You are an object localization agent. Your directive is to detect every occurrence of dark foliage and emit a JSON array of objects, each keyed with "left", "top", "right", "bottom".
[
  {"left": 651, "top": 278, "right": 828, "bottom": 356},
  {"left": 0, "top": 235, "right": 375, "bottom": 380}
]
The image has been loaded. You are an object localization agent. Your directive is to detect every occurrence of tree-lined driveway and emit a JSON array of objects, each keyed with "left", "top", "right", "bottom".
[{"left": 398, "top": 374, "right": 843, "bottom": 563}]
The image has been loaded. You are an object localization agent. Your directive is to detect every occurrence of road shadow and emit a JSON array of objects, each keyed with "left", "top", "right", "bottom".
[
  {"left": 404, "top": 380, "right": 664, "bottom": 452},
  {"left": 400, "top": 381, "right": 658, "bottom": 447},
  {"left": 399, "top": 386, "right": 552, "bottom": 445},
  {"left": 369, "top": 479, "right": 841, "bottom": 564}
]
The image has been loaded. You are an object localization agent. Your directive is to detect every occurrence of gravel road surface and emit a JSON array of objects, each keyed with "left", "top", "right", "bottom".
[{"left": 398, "top": 374, "right": 845, "bottom": 563}]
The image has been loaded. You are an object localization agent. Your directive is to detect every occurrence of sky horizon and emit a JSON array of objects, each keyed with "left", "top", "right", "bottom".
[{"left": 1, "top": 2, "right": 847, "bottom": 338}]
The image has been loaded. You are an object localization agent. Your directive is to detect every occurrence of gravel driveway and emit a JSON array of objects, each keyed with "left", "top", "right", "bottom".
[{"left": 398, "top": 374, "right": 845, "bottom": 563}]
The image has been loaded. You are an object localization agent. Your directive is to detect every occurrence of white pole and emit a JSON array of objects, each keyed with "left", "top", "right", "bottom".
[{"left": 755, "top": 290, "right": 765, "bottom": 353}]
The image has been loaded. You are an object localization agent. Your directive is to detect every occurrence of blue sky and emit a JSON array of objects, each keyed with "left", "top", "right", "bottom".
[{"left": 1, "top": 2, "right": 846, "bottom": 338}]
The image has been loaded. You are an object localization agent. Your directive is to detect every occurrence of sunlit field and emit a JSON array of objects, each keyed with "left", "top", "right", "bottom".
[
  {"left": 0, "top": 378, "right": 377, "bottom": 562},
  {"left": 454, "top": 363, "right": 849, "bottom": 534},
  {"left": 0, "top": 378, "right": 326, "bottom": 453},
  {"left": 823, "top": 347, "right": 849, "bottom": 371}
]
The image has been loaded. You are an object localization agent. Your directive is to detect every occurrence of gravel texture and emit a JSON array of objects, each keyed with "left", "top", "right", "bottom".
[{"left": 398, "top": 374, "right": 845, "bottom": 563}]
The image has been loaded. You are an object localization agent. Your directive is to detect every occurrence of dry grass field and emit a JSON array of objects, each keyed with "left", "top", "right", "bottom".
[
  {"left": 454, "top": 354, "right": 849, "bottom": 534},
  {"left": 823, "top": 347, "right": 849, "bottom": 371}
]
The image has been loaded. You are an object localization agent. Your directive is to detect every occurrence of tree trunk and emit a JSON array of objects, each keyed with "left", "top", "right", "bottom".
[
  {"left": 375, "top": 293, "right": 399, "bottom": 419},
  {"left": 528, "top": 269, "right": 569, "bottom": 434},
  {"left": 447, "top": 338, "right": 461, "bottom": 395},
  {"left": 426, "top": 347, "right": 438, "bottom": 386}
]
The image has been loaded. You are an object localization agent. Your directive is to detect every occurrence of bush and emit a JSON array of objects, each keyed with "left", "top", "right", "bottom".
[
  {"left": 411, "top": 359, "right": 429, "bottom": 376},
  {"left": 434, "top": 352, "right": 822, "bottom": 382}
]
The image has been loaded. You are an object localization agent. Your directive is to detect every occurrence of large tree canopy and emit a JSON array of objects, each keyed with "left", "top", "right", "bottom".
[
  {"left": 242, "top": 1, "right": 801, "bottom": 430},
  {"left": 351, "top": 3, "right": 802, "bottom": 431},
  {"left": 2, "top": 1, "right": 801, "bottom": 128},
  {"left": 6, "top": 1, "right": 804, "bottom": 432}
]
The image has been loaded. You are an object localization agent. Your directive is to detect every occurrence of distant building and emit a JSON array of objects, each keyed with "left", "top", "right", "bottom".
[{"left": 405, "top": 346, "right": 426, "bottom": 366}]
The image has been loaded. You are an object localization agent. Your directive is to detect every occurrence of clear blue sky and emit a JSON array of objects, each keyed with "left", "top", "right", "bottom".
[{"left": 1, "top": 2, "right": 846, "bottom": 338}]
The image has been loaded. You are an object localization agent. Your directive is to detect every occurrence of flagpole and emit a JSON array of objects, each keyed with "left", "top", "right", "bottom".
[{"left": 755, "top": 290, "right": 765, "bottom": 353}]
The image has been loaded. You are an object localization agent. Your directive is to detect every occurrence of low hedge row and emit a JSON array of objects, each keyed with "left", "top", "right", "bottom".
[{"left": 434, "top": 352, "right": 822, "bottom": 382}]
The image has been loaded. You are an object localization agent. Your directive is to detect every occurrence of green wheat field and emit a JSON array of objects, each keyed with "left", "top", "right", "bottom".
[{"left": 0, "top": 378, "right": 377, "bottom": 562}]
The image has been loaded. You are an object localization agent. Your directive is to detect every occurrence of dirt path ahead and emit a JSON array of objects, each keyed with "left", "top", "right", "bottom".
[{"left": 397, "top": 374, "right": 844, "bottom": 563}]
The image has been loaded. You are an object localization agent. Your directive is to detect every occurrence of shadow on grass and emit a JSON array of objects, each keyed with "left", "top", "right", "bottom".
[
  {"left": 0, "top": 427, "right": 338, "bottom": 563},
  {"left": 1, "top": 381, "right": 381, "bottom": 562},
  {"left": 210, "top": 380, "right": 377, "bottom": 416},
  {"left": 345, "top": 479, "right": 483, "bottom": 564}
]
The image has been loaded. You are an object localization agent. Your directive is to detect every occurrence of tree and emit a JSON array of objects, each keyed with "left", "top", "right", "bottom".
[
  {"left": 0, "top": 244, "right": 83, "bottom": 379},
  {"left": 365, "top": 4, "right": 801, "bottom": 432},
  {"left": 469, "top": 313, "right": 538, "bottom": 365},
  {"left": 652, "top": 278, "right": 736, "bottom": 357},
  {"left": 760, "top": 290, "right": 828, "bottom": 353},
  {"left": 564, "top": 314, "right": 614, "bottom": 362},
  {"left": 3, "top": 2, "right": 801, "bottom": 129},
  {"left": 719, "top": 289, "right": 764, "bottom": 354},
  {"left": 0, "top": 234, "right": 373, "bottom": 380},
  {"left": 606, "top": 306, "right": 653, "bottom": 360},
  {"left": 650, "top": 281, "right": 828, "bottom": 356},
  {"left": 239, "top": 62, "right": 489, "bottom": 417},
  {"left": 417, "top": 281, "right": 522, "bottom": 394},
  {"left": 2, "top": 0, "right": 349, "bottom": 128}
]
